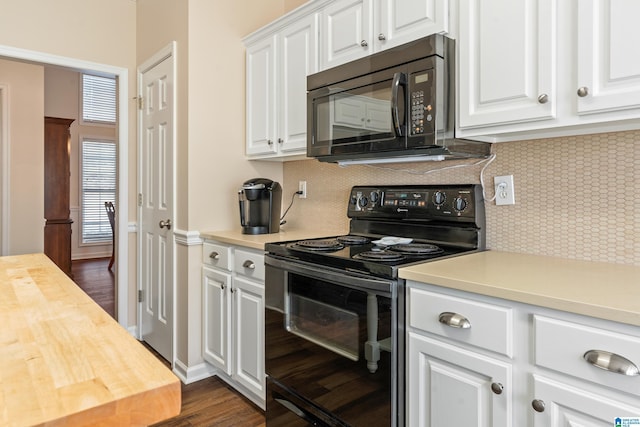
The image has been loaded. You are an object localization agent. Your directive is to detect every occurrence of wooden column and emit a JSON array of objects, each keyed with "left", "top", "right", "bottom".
[{"left": 44, "top": 117, "right": 74, "bottom": 277}]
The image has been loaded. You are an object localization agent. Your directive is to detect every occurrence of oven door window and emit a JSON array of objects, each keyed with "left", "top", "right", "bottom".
[
  {"left": 313, "top": 79, "right": 401, "bottom": 146},
  {"left": 287, "top": 286, "right": 360, "bottom": 361},
  {"left": 284, "top": 275, "right": 392, "bottom": 370}
]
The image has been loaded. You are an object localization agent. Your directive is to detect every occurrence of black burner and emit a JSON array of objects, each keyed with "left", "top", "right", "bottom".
[
  {"left": 353, "top": 251, "right": 406, "bottom": 262},
  {"left": 388, "top": 243, "right": 444, "bottom": 255},
  {"left": 336, "top": 235, "right": 370, "bottom": 245},
  {"left": 294, "top": 239, "right": 344, "bottom": 251}
]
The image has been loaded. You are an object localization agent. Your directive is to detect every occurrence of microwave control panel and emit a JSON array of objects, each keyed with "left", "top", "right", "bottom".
[
  {"left": 409, "top": 70, "right": 434, "bottom": 136},
  {"left": 348, "top": 185, "right": 482, "bottom": 222}
]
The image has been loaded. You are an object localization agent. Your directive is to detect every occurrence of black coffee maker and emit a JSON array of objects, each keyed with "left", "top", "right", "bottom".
[{"left": 238, "top": 178, "right": 282, "bottom": 235}]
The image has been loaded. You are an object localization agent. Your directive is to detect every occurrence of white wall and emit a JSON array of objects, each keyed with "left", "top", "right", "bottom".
[{"left": 0, "top": 59, "right": 44, "bottom": 255}]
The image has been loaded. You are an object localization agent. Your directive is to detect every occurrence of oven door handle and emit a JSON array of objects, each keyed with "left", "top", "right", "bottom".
[{"left": 266, "top": 255, "right": 394, "bottom": 295}]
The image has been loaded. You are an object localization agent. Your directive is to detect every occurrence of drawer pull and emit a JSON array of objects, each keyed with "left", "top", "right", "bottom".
[
  {"left": 583, "top": 350, "right": 639, "bottom": 376},
  {"left": 209, "top": 251, "right": 220, "bottom": 260},
  {"left": 438, "top": 312, "right": 471, "bottom": 329},
  {"left": 242, "top": 260, "right": 256, "bottom": 269}
]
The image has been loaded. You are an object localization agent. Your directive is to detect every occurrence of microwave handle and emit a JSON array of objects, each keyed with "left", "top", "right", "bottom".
[{"left": 391, "top": 72, "right": 407, "bottom": 137}]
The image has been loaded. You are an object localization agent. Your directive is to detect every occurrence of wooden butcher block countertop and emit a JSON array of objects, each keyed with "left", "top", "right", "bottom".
[{"left": 0, "top": 253, "right": 181, "bottom": 426}]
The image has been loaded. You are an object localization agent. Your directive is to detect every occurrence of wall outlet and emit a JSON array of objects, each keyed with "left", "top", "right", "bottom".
[
  {"left": 494, "top": 175, "right": 515, "bottom": 205},
  {"left": 298, "top": 180, "right": 307, "bottom": 199}
]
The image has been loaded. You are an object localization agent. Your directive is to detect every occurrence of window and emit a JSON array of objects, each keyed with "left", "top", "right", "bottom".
[
  {"left": 81, "top": 138, "right": 116, "bottom": 244},
  {"left": 81, "top": 73, "right": 116, "bottom": 125}
]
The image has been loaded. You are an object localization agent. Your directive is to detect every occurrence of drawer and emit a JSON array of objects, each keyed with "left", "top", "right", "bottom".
[
  {"left": 534, "top": 315, "right": 640, "bottom": 396},
  {"left": 234, "top": 248, "right": 265, "bottom": 282},
  {"left": 409, "top": 287, "right": 514, "bottom": 357},
  {"left": 202, "top": 242, "right": 232, "bottom": 270}
]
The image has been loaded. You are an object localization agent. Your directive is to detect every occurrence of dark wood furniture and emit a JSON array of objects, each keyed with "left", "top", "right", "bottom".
[{"left": 44, "top": 117, "right": 74, "bottom": 277}]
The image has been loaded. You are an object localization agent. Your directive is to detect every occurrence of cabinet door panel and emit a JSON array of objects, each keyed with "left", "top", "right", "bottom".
[
  {"left": 377, "top": 0, "right": 448, "bottom": 50},
  {"left": 203, "top": 267, "right": 232, "bottom": 374},
  {"left": 408, "top": 332, "right": 511, "bottom": 427},
  {"left": 458, "top": 0, "right": 555, "bottom": 128},
  {"left": 321, "top": 0, "right": 372, "bottom": 70},
  {"left": 577, "top": 0, "right": 640, "bottom": 115},
  {"left": 246, "top": 37, "right": 277, "bottom": 156},
  {"left": 279, "top": 14, "right": 318, "bottom": 153},
  {"left": 532, "top": 375, "right": 640, "bottom": 426},
  {"left": 233, "top": 276, "right": 265, "bottom": 398}
]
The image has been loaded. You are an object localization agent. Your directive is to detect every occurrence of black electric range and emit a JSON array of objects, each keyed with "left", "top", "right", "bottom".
[{"left": 266, "top": 184, "right": 486, "bottom": 279}]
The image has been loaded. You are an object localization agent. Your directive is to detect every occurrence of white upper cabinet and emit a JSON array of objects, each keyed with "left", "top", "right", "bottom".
[
  {"left": 246, "top": 36, "right": 277, "bottom": 157},
  {"left": 244, "top": 9, "right": 318, "bottom": 160},
  {"left": 457, "top": 0, "right": 640, "bottom": 140},
  {"left": 576, "top": 0, "right": 640, "bottom": 115},
  {"left": 278, "top": 16, "right": 318, "bottom": 155},
  {"left": 457, "top": 0, "right": 556, "bottom": 129},
  {"left": 320, "top": 0, "right": 449, "bottom": 70}
]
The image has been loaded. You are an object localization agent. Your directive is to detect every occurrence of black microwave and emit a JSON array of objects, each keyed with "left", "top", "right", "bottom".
[{"left": 307, "top": 35, "right": 485, "bottom": 163}]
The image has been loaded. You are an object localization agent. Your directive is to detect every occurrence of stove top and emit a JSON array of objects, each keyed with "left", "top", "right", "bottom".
[{"left": 265, "top": 185, "right": 486, "bottom": 280}]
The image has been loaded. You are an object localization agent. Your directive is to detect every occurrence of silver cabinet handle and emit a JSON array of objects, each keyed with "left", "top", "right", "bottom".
[
  {"left": 209, "top": 251, "right": 220, "bottom": 260},
  {"left": 221, "top": 283, "right": 225, "bottom": 290},
  {"left": 242, "top": 260, "right": 256, "bottom": 269},
  {"left": 378, "top": 33, "right": 386, "bottom": 41},
  {"left": 491, "top": 382, "right": 503, "bottom": 395},
  {"left": 159, "top": 219, "right": 172, "bottom": 230},
  {"left": 537, "top": 94, "right": 549, "bottom": 104},
  {"left": 531, "top": 399, "right": 545, "bottom": 413},
  {"left": 438, "top": 312, "right": 471, "bottom": 329},
  {"left": 267, "top": 139, "right": 273, "bottom": 145},
  {"left": 583, "top": 350, "right": 639, "bottom": 376},
  {"left": 360, "top": 40, "right": 368, "bottom": 47},
  {"left": 577, "top": 86, "right": 589, "bottom": 97},
  {"left": 278, "top": 138, "right": 283, "bottom": 144}
]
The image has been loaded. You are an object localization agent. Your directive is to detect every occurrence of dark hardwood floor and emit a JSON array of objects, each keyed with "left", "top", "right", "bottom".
[{"left": 71, "top": 258, "right": 266, "bottom": 427}]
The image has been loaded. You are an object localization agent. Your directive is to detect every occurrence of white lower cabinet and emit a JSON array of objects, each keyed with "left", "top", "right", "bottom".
[
  {"left": 407, "top": 281, "right": 640, "bottom": 426},
  {"left": 408, "top": 332, "right": 512, "bottom": 426},
  {"left": 202, "top": 241, "right": 265, "bottom": 408}
]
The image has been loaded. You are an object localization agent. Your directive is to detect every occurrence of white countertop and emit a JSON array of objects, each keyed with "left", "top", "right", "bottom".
[
  {"left": 201, "top": 227, "right": 347, "bottom": 250},
  {"left": 399, "top": 251, "right": 640, "bottom": 326}
]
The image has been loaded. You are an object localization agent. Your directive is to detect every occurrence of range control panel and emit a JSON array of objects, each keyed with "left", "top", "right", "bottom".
[{"left": 348, "top": 185, "right": 483, "bottom": 222}]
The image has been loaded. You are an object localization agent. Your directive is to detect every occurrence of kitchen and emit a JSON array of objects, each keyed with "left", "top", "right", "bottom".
[{"left": 1, "top": 0, "right": 639, "bottom": 426}]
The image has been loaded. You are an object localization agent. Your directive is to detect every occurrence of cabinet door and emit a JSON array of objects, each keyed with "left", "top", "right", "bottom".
[
  {"left": 532, "top": 375, "right": 640, "bottom": 426},
  {"left": 376, "top": 0, "right": 448, "bottom": 51},
  {"left": 576, "top": 0, "right": 640, "bottom": 115},
  {"left": 278, "top": 14, "right": 318, "bottom": 154},
  {"left": 203, "top": 267, "right": 232, "bottom": 375},
  {"left": 408, "top": 332, "right": 512, "bottom": 427},
  {"left": 458, "top": 0, "right": 556, "bottom": 129},
  {"left": 233, "top": 275, "right": 265, "bottom": 399},
  {"left": 246, "top": 36, "right": 278, "bottom": 156},
  {"left": 321, "top": 0, "right": 372, "bottom": 70}
]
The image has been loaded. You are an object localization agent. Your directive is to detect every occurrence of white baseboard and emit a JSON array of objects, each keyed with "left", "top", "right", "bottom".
[{"left": 173, "top": 358, "right": 217, "bottom": 385}]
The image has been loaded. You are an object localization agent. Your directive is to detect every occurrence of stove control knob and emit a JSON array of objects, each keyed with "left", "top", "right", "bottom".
[
  {"left": 433, "top": 191, "right": 446, "bottom": 206},
  {"left": 358, "top": 196, "right": 369, "bottom": 208},
  {"left": 454, "top": 197, "right": 468, "bottom": 212},
  {"left": 370, "top": 191, "right": 379, "bottom": 203},
  {"left": 351, "top": 194, "right": 358, "bottom": 205}
]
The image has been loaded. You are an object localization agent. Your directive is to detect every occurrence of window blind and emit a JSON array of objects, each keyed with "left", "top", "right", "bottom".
[
  {"left": 81, "top": 139, "right": 116, "bottom": 244},
  {"left": 82, "top": 74, "right": 116, "bottom": 124}
]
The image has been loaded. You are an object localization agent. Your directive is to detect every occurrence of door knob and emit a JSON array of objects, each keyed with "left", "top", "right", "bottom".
[
  {"left": 360, "top": 40, "right": 368, "bottom": 47},
  {"left": 531, "top": 399, "right": 545, "bottom": 412},
  {"left": 577, "top": 86, "right": 589, "bottom": 97},
  {"left": 159, "top": 219, "right": 172, "bottom": 230}
]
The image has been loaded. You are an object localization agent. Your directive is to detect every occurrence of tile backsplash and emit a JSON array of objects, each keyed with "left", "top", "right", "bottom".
[{"left": 283, "top": 130, "right": 640, "bottom": 266}]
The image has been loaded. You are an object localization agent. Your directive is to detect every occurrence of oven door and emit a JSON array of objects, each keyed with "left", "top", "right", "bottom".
[{"left": 265, "top": 255, "right": 401, "bottom": 427}]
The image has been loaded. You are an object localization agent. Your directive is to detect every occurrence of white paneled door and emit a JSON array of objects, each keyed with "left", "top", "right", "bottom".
[{"left": 138, "top": 45, "right": 175, "bottom": 363}]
